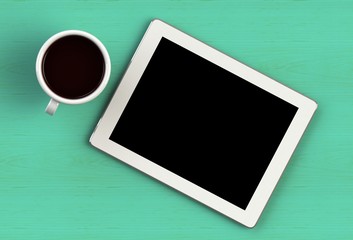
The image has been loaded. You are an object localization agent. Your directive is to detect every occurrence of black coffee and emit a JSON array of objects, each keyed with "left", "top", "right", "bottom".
[{"left": 42, "top": 35, "right": 105, "bottom": 99}]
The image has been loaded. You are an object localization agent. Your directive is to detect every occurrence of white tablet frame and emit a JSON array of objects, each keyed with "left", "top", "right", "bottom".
[{"left": 90, "top": 19, "right": 317, "bottom": 227}]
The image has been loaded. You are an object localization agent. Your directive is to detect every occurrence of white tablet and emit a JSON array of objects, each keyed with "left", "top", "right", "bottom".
[{"left": 90, "top": 19, "right": 317, "bottom": 227}]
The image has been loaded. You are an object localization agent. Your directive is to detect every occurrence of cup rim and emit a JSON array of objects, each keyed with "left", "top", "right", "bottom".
[{"left": 36, "top": 30, "right": 111, "bottom": 105}]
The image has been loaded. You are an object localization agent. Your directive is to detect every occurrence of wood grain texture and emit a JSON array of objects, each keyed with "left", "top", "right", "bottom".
[{"left": 1, "top": 0, "right": 353, "bottom": 239}]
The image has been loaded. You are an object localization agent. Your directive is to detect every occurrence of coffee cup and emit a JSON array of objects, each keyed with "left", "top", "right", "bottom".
[{"left": 36, "top": 30, "right": 111, "bottom": 115}]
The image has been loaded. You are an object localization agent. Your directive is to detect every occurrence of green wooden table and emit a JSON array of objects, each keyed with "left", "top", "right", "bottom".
[{"left": 1, "top": 1, "right": 352, "bottom": 239}]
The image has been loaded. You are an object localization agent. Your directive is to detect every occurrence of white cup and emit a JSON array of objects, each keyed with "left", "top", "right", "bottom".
[{"left": 36, "top": 30, "right": 111, "bottom": 115}]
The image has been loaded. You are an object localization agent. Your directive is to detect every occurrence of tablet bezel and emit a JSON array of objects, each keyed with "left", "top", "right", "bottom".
[{"left": 90, "top": 19, "right": 317, "bottom": 227}]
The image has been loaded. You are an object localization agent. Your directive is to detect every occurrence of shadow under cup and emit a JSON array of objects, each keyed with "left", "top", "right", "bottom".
[{"left": 42, "top": 35, "right": 106, "bottom": 100}]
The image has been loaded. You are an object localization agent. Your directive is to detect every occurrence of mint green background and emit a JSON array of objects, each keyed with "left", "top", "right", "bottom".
[{"left": 1, "top": 0, "right": 352, "bottom": 239}]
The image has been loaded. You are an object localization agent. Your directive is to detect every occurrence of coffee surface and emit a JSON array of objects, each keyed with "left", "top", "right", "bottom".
[{"left": 42, "top": 35, "right": 105, "bottom": 99}]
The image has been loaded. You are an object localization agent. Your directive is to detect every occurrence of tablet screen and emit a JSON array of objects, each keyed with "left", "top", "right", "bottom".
[{"left": 109, "top": 37, "right": 298, "bottom": 210}]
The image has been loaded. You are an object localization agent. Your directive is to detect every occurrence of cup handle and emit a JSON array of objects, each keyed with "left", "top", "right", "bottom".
[{"left": 45, "top": 99, "right": 59, "bottom": 115}]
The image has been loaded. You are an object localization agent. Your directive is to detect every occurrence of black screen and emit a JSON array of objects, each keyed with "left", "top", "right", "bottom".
[{"left": 110, "top": 38, "right": 298, "bottom": 210}]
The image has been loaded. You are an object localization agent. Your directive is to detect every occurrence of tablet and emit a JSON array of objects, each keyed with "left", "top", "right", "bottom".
[{"left": 90, "top": 19, "right": 317, "bottom": 227}]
